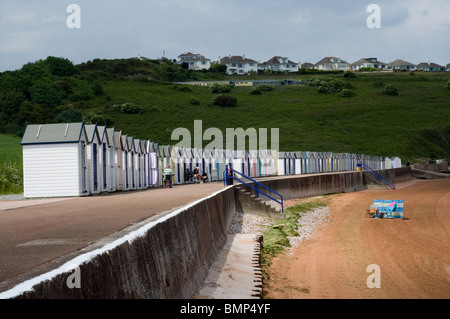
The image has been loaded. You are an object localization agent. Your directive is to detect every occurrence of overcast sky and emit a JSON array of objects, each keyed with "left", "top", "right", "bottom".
[{"left": 0, "top": 0, "right": 449, "bottom": 72}]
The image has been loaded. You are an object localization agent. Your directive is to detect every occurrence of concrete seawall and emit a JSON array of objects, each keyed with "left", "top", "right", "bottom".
[{"left": 6, "top": 167, "right": 412, "bottom": 299}]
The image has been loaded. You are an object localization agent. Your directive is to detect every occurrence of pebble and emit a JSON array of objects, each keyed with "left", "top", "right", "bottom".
[
  {"left": 228, "top": 211, "right": 272, "bottom": 235},
  {"left": 287, "top": 206, "right": 331, "bottom": 248},
  {"left": 227, "top": 206, "right": 331, "bottom": 248}
]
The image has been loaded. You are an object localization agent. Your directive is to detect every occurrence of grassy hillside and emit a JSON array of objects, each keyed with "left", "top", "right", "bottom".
[
  {"left": 0, "top": 134, "right": 22, "bottom": 194},
  {"left": 1, "top": 57, "right": 449, "bottom": 164},
  {"left": 0, "top": 134, "right": 22, "bottom": 163},
  {"left": 99, "top": 72, "right": 450, "bottom": 162}
]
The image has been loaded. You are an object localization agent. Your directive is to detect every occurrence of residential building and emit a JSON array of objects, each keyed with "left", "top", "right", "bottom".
[
  {"left": 300, "top": 62, "right": 314, "bottom": 70},
  {"left": 447, "top": 63, "right": 450, "bottom": 72},
  {"left": 387, "top": 59, "right": 416, "bottom": 71},
  {"left": 314, "top": 57, "right": 350, "bottom": 71},
  {"left": 351, "top": 57, "right": 387, "bottom": 71},
  {"left": 219, "top": 55, "right": 258, "bottom": 75},
  {"left": 416, "top": 62, "right": 446, "bottom": 72},
  {"left": 176, "top": 52, "right": 211, "bottom": 71},
  {"left": 259, "top": 56, "right": 299, "bottom": 73}
]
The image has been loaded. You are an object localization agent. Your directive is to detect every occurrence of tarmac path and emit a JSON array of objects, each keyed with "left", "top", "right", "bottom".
[
  {"left": 264, "top": 179, "right": 450, "bottom": 299},
  {"left": 0, "top": 182, "right": 224, "bottom": 292}
]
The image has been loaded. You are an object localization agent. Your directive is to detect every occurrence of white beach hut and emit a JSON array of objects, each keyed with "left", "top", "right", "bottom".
[
  {"left": 84, "top": 124, "right": 102, "bottom": 195},
  {"left": 113, "top": 131, "right": 124, "bottom": 191},
  {"left": 21, "top": 122, "right": 90, "bottom": 198},
  {"left": 106, "top": 128, "right": 116, "bottom": 192}
]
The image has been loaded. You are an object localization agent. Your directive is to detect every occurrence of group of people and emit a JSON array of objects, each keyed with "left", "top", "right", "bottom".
[{"left": 163, "top": 166, "right": 208, "bottom": 188}]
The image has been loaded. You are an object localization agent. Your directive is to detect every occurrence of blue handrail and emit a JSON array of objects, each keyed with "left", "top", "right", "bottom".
[
  {"left": 362, "top": 162, "right": 396, "bottom": 190},
  {"left": 224, "top": 166, "right": 284, "bottom": 214}
]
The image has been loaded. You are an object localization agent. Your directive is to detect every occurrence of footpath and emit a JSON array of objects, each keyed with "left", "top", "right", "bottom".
[{"left": 0, "top": 182, "right": 224, "bottom": 294}]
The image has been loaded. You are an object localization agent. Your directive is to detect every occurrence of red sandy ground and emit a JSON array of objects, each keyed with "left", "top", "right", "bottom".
[{"left": 264, "top": 179, "right": 450, "bottom": 299}]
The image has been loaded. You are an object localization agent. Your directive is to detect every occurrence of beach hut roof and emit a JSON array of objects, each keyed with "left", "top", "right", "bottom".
[{"left": 21, "top": 122, "right": 87, "bottom": 145}]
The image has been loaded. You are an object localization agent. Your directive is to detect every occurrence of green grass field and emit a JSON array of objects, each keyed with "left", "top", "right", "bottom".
[
  {"left": 0, "top": 135, "right": 23, "bottom": 194},
  {"left": 95, "top": 72, "right": 450, "bottom": 162},
  {"left": 0, "top": 134, "right": 22, "bottom": 164}
]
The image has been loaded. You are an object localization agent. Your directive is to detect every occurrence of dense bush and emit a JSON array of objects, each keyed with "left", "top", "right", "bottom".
[
  {"left": 250, "top": 87, "right": 262, "bottom": 95},
  {"left": 308, "top": 77, "right": 343, "bottom": 92},
  {"left": 343, "top": 71, "right": 356, "bottom": 78},
  {"left": 211, "top": 94, "right": 237, "bottom": 107},
  {"left": 257, "top": 84, "right": 274, "bottom": 91},
  {"left": 113, "top": 103, "right": 144, "bottom": 114},
  {"left": 0, "top": 162, "right": 23, "bottom": 195},
  {"left": 340, "top": 89, "right": 356, "bottom": 97},
  {"left": 446, "top": 81, "right": 450, "bottom": 89},
  {"left": 382, "top": 85, "right": 399, "bottom": 96},
  {"left": 189, "top": 97, "right": 201, "bottom": 105},
  {"left": 317, "top": 86, "right": 329, "bottom": 94},
  {"left": 210, "top": 83, "right": 233, "bottom": 93}
]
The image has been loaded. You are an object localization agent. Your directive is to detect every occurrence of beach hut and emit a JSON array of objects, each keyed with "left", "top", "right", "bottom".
[
  {"left": 113, "top": 131, "right": 124, "bottom": 190},
  {"left": 172, "top": 146, "right": 184, "bottom": 184},
  {"left": 105, "top": 128, "right": 116, "bottom": 192},
  {"left": 21, "top": 122, "right": 90, "bottom": 198},
  {"left": 247, "top": 150, "right": 258, "bottom": 178},
  {"left": 84, "top": 124, "right": 102, "bottom": 195},
  {"left": 215, "top": 149, "right": 226, "bottom": 181},
  {"left": 277, "top": 152, "right": 286, "bottom": 176},
  {"left": 96, "top": 125, "right": 110, "bottom": 193},
  {"left": 141, "top": 140, "right": 148, "bottom": 189},
  {"left": 147, "top": 141, "right": 159, "bottom": 187},
  {"left": 133, "top": 139, "right": 143, "bottom": 189},
  {"left": 121, "top": 135, "right": 131, "bottom": 190},
  {"left": 233, "top": 150, "right": 246, "bottom": 175}
]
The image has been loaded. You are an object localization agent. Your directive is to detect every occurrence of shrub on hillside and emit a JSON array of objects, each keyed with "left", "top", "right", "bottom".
[
  {"left": 317, "top": 86, "right": 329, "bottom": 94},
  {"left": 257, "top": 84, "right": 274, "bottom": 91},
  {"left": 210, "top": 83, "right": 233, "bottom": 94},
  {"left": 113, "top": 102, "right": 144, "bottom": 114},
  {"left": 211, "top": 94, "right": 237, "bottom": 107},
  {"left": 189, "top": 97, "right": 201, "bottom": 105},
  {"left": 340, "top": 89, "right": 356, "bottom": 97},
  {"left": 343, "top": 71, "right": 356, "bottom": 78},
  {"left": 250, "top": 87, "right": 262, "bottom": 95},
  {"left": 446, "top": 81, "right": 450, "bottom": 89},
  {"left": 382, "top": 85, "right": 399, "bottom": 96}
]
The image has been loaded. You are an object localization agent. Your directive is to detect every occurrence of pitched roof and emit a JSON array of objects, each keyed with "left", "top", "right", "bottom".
[
  {"left": 416, "top": 62, "right": 444, "bottom": 69},
  {"left": 260, "top": 56, "right": 298, "bottom": 66},
  {"left": 220, "top": 55, "right": 257, "bottom": 64},
  {"left": 314, "top": 56, "right": 349, "bottom": 66},
  {"left": 21, "top": 122, "right": 86, "bottom": 145},
  {"left": 387, "top": 59, "right": 416, "bottom": 67}
]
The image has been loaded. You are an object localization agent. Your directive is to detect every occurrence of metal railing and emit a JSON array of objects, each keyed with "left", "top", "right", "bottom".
[
  {"left": 224, "top": 166, "right": 284, "bottom": 214},
  {"left": 362, "top": 162, "right": 396, "bottom": 190}
]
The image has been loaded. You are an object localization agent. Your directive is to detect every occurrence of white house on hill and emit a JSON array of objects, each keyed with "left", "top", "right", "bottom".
[
  {"left": 219, "top": 55, "right": 258, "bottom": 75},
  {"left": 314, "top": 57, "right": 350, "bottom": 71},
  {"left": 259, "top": 56, "right": 299, "bottom": 72},
  {"left": 177, "top": 52, "right": 211, "bottom": 71},
  {"left": 351, "top": 57, "right": 387, "bottom": 71}
]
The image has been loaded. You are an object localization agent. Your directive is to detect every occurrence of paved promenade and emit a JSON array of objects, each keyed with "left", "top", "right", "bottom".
[{"left": 0, "top": 182, "right": 225, "bottom": 293}]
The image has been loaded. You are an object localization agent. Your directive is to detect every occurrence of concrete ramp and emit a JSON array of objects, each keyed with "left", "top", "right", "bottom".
[{"left": 196, "top": 234, "right": 263, "bottom": 299}]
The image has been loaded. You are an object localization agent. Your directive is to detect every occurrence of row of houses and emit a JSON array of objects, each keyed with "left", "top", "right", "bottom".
[
  {"left": 20, "top": 122, "right": 402, "bottom": 198},
  {"left": 174, "top": 52, "right": 449, "bottom": 74}
]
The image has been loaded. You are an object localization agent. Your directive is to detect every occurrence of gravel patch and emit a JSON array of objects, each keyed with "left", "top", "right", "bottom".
[
  {"left": 287, "top": 206, "right": 331, "bottom": 248},
  {"left": 0, "top": 193, "right": 27, "bottom": 201},
  {"left": 227, "top": 206, "right": 331, "bottom": 246},
  {"left": 228, "top": 211, "right": 272, "bottom": 235}
]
